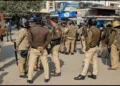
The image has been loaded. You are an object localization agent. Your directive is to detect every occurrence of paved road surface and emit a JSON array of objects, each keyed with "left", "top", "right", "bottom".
[{"left": 0, "top": 30, "right": 120, "bottom": 85}]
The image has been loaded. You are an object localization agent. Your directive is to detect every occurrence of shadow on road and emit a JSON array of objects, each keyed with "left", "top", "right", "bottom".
[
  {"left": 32, "top": 70, "right": 44, "bottom": 82},
  {"left": 0, "top": 45, "right": 14, "bottom": 62},
  {"left": 0, "top": 72, "right": 8, "bottom": 84},
  {"left": 101, "top": 48, "right": 111, "bottom": 67},
  {"left": 1, "top": 59, "right": 16, "bottom": 69},
  {"left": 48, "top": 58, "right": 64, "bottom": 72}
]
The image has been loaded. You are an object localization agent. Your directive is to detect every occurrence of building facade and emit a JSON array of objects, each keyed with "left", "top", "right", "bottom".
[
  {"left": 105, "top": 1, "right": 120, "bottom": 7},
  {"left": 40, "top": 1, "right": 55, "bottom": 13}
]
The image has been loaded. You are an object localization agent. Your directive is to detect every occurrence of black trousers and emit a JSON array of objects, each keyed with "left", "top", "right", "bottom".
[{"left": 6, "top": 31, "right": 13, "bottom": 42}]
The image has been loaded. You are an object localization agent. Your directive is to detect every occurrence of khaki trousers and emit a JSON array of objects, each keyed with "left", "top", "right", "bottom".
[
  {"left": 66, "top": 39, "right": 75, "bottom": 53},
  {"left": 51, "top": 45, "right": 61, "bottom": 73},
  {"left": 110, "top": 44, "right": 119, "bottom": 68},
  {"left": 34, "top": 57, "right": 40, "bottom": 69},
  {"left": 99, "top": 40, "right": 106, "bottom": 55},
  {"left": 81, "top": 36, "right": 86, "bottom": 52},
  {"left": 60, "top": 41, "right": 66, "bottom": 52},
  {"left": 81, "top": 47, "right": 98, "bottom": 76},
  {"left": 18, "top": 52, "right": 27, "bottom": 75},
  {"left": 28, "top": 48, "right": 49, "bottom": 80}
]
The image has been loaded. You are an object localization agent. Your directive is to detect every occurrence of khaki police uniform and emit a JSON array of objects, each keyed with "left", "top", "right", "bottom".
[
  {"left": 99, "top": 31, "right": 106, "bottom": 56},
  {"left": 81, "top": 26, "right": 100, "bottom": 76},
  {"left": 27, "top": 25, "right": 51, "bottom": 80},
  {"left": 99, "top": 22, "right": 112, "bottom": 57},
  {"left": 60, "top": 26, "right": 69, "bottom": 52},
  {"left": 66, "top": 25, "right": 78, "bottom": 53},
  {"left": 28, "top": 49, "right": 49, "bottom": 79},
  {"left": 80, "top": 26, "right": 88, "bottom": 53},
  {"left": 50, "top": 26, "right": 62, "bottom": 74},
  {"left": 110, "top": 28, "right": 120, "bottom": 69},
  {"left": 16, "top": 28, "right": 30, "bottom": 76}
]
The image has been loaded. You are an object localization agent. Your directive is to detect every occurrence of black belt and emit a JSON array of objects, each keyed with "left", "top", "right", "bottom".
[
  {"left": 31, "top": 46, "right": 37, "bottom": 49},
  {"left": 90, "top": 46, "right": 96, "bottom": 48}
]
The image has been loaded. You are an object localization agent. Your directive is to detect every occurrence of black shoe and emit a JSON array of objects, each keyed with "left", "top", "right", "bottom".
[
  {"left": 51, "top": 70, "right": 55, "bottom": 73},
  {"left": 44, "top": 79, "right": 50, "bottom": 83},
  {"left": 71, "top": 53, "right": 74, "bottom": 55},
  {"left": 0, "top": 68, "right": 4, "bottom": 71},
  {"left": 20, "top": 75, "right": 28, "bottom": 78},
  {"left": 88, "top": 75, "right": 97, "bottom": 79},
  {"left": 40, "top": 66, "right": 43, "bottom": 70},
  {"left": 60, "top": 51, "right": 64, "bottom": 54},
  {"left": 27, "top": 80, "right": 33, "bottom": 84},
  {"left": 80, "top": 51, "right": 84, "bottom": 54},
  {"left": 51, "top": 72, "right": 61, "bottom": 77},
  {"left": 74, "top": 74, "right": 85, "bottom": 80},
  {"left": 65, "top": 52, "right": 69, "bottom": 55},
  {"left": 98, "top": 55, "right": 101, "bottom": 58},
  {"left": 25, "top": 71, "right": 28, "bottom": 75},
  {"left": 74, "top": 50, "right": 77, "bottom": 52}
]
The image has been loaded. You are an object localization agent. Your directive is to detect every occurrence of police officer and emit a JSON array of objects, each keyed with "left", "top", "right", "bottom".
[
  {"left": 15, "top": 20, "right": 30, "bottom": 78},
  {"left": 108, "top": 20, "right": 120, "bottom": 70},
  {"left": 49, "top": 19, "right": 62, "bottom": 77},
  {"left": 74, "top": 18, "right": 100, "bottom": 80},
  {"left": 98, "top": 22, "right": 112, "bottom": 57},
  {"left": 79, "top": 23, "right": 88, "bottom": 54},
  {"left": 27, "top": 17, "right": 51, "bottom": 83},
  {"left": 60, "top": 23, "right": 68, "bottom": 53},
  {"left": 5, "top": 20, "right": 13, "bottom": 42},
  {"left": 65, "top": 21, "right": 78, "bottom": 55}
]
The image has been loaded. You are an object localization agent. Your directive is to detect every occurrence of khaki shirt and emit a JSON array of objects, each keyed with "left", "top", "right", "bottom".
[
  {"left": 66, "top": 25, "right": 78, "bottom": 40},
  {"left": 86, "top": 26, "right": 100, "bottom": 48},
  {"left": 61, "top": 26, "right": 69, "bottom": 38},
  {"left": 108, "top": 30, "right": 116, "bottom": 46},
  {"left": 50, "top": 26, "right": 62, "bottom": 40},
  {"left": 16, "top": 28, "right": 30, "bottom": 50},
  {"left": 113, "top": 28, "right": 120, "bottom": 50}
]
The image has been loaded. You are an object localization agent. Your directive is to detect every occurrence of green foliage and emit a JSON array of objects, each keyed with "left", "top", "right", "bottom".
[{"left": 0, "top": 0, "right": 46, "bottom": 15}]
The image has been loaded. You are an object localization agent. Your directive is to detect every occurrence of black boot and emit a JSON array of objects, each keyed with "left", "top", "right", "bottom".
[
  {"left": 71, "top": 53, "right": 74, "bottom": 55},
  {"left": 20, "top": 75, "right": 28, "bottom": 78},
  {"left": 74, "top": 50, "right": 77, "bottom": 52},
  {"left": 88, "top": 74, "right": 97, "bottom": 79},
  {"left": 0, "top": 68, "right": 4, "bottom": 71},
  {"left": 51, "top": 72, "right": 61, "bottom": 77},
  {"left": 65, "top": 52, "right": 69, "bottom": 55},
  {"left": 80, "top": 51, "right": 84, "bottom": 54},
  {"left": 27, "top": 80, "right": 33, "bottom": 84},
  {"left": 44, "top": 79, "right": 50, "bottom": 83},
  {"left": 98, "top": 55, "right": 101, "bottom": 58},
  {"left": 74, "top": 74, "right": 85, "bottom": 80}
]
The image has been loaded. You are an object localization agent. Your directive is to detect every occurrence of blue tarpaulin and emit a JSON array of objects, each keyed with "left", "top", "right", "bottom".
[
  {"left": 58, "top": 12, "right": 77, "bottom": 18},
  {"left": 96, "top": 20, "right": 104, "bottom": 28}
]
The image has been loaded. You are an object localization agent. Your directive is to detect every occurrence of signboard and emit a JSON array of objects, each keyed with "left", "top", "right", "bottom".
[
  {"left": 58, "top": 12, "right": 77, "bottom": 18},
  {"left": 56, "top": 2, "right": 79, "bottom": 12}
]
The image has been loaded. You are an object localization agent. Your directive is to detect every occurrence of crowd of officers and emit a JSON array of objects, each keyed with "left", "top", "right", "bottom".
[{"left": 1, "top": 14, "right": 120, "bottom": 84}]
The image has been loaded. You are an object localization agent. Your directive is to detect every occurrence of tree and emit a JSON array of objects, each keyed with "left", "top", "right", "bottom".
[{"left": 0, "top": 0, "right": 46, "bottom": 15}]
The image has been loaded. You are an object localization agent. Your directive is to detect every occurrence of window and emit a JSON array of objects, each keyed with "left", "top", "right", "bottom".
[{"left": 110, "top": 3, "right": 114, "bottom": 7}]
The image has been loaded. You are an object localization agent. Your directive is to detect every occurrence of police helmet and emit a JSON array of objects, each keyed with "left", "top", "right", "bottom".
[
  {"left": 24, "top": 20, "right": 30, "bottom": 28},
  {"left": 21, "top": 20, "right": 30, "bottom": 28},
  {"left": 87, "top": 18, "right": 97, "bottom": 26},
  {"left": 112, "top": 21, "right": 120, "bottom": 28},
  {"left": 69, "top": 20, "right": 75, "bottom": 25},
  {"left": 104, "top": 21, "right": 112, "bottom": 27},
  {"left": 33, "top": 17, "right": 41, "bottom": 24}
]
